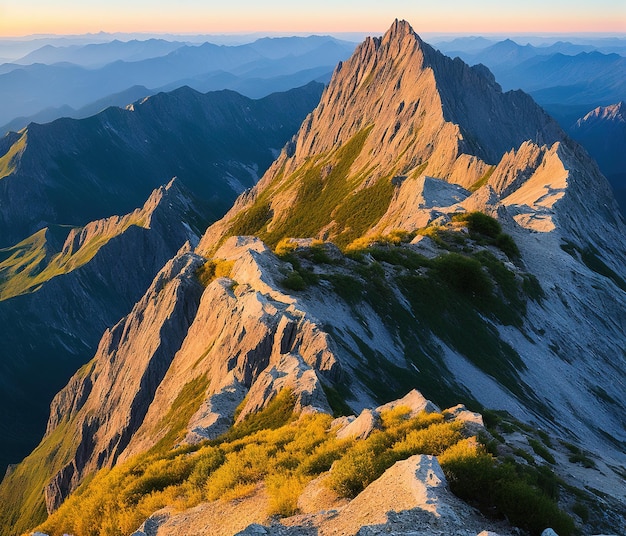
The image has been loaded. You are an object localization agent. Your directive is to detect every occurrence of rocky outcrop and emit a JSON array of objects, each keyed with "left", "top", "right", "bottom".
[
  {"left": 41, "top": 249, "right": 206, "bottom": 510},
  {"left": 120, "top": 236, "right": 343, "bottom": 459},
  {"left": 0, "top": 81, "right": 323, "bottom": 477},
  {"left": 319, "top": 455, "right": 498, "bottom": 535},
  {"left": 0, "top": 178, "right": 209, "bottom": 478},
  {"left": 335, "top": 390, "right": 441, "bottom": 440}
]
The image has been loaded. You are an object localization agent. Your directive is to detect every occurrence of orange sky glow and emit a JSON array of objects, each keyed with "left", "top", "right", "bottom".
[{"left": 1, "top": 1, "right": 625, "bottom": 37}]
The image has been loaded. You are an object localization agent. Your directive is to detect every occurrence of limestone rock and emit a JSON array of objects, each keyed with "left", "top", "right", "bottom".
[
  {"left": 445, "top": 404, "right": 485, "bottom": 435},
  {"left": 320, "top": 454, "right": 509, "bottom": 536},
  {"left": 131, "top": 511, "right": 171, "bottom": 536},
  {"left": 336, "top": 408, "right": 382, "bottom": 440},
  {"left": 376, "top": 389, "right": 440, "bottom": 416}
]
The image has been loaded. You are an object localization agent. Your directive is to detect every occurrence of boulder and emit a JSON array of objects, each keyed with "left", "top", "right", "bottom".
[{"left": 336, "top": 408, "right": 382, "bottom": 440}]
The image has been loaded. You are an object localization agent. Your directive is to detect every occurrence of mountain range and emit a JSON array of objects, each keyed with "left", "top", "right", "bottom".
[
  {"left": 1, "top": 19, "right": 626, "bottom": 536},
  {"left": 0, "top": 36, "right": 355, "bottom": 130},
  {"left": 439, "top": 37, "right": 626, "bottom": 129},
  {"left": 0, "top": 82, "right": 322, "bottom": 478}
]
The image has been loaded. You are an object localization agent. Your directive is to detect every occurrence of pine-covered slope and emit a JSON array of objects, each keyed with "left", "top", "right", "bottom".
[{"left": 3, "top": 20, "right": 626, "bottom": 536}]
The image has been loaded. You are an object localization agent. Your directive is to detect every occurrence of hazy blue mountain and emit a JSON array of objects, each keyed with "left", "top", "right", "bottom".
[
  {"left": 248, "top": 34, "right": 355, "bottom": 58},
  {"left": 14, "top": 39, "right": 187, "bottom": 67},
  {"left": 569, "top": 102, "right": 626, "bottom": 214},
  {"left": 0, "top": 85, "right": 151, "bottom": 134},
  {"left": 457, "top": 39, "right": 597, "bottom": 67},
  {"left": 452, "top": 40, "right": 626, "bottom": 111},
  {"left": 0, "top": 36, "right": 355, "bottom": 127},
  {"left": 432, "top": 35, "right": 495, "bottom": 55}
]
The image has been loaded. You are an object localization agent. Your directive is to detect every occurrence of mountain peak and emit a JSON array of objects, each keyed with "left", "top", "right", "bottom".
[
  {"left": 383, "top": 18, "right": 418, "bottom": 42},
  {"left": 586, "top": 101, "right": 625, "bottom": 122}
]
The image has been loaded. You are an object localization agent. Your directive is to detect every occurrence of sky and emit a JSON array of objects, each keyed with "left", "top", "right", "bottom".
[{"left": 1, "top": 0, "right": 625, "bottom": 37}]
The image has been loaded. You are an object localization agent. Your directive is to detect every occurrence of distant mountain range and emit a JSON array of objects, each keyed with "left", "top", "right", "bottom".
[
  {"left": 0, "top": 35, "right": 356, "bottom": 129},
  {"left": 435, "top": 37, "right": 626, "bottom": 121}
]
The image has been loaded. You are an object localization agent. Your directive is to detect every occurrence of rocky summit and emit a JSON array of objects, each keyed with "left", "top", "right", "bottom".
[{"left": 1, "top": 19, "right": 626, "bottom": 536}]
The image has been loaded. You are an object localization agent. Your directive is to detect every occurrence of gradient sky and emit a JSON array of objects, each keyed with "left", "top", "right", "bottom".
[{"left": 1, "top": 0, "right": 625, "bottom": 36}]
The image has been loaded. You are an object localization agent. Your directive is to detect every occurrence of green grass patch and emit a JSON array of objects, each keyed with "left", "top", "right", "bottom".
[
  {"left": 528, "top": 438, "right": 556, "bottom": 464},
  {"left": 243, "top": 125, "right": 386, "bottom": 248},
  {"left": 0, "top": 419, "right": 77, "bottom": 535},
  {"left": 229, "top": 201, "right": 272, "bottom": 237},
  {"left": 561, "top": 241, "right": 626, "bottom": 292},
  {"left": 0, "top": 131, "right": 26, "bottom": 179},
  {"left": 469, "top": 166, "right": 495, "bottom": 192},
  {"left": 149, "top": 375, "right": 210, "bottom": 455},
  {"left": 222, "top": 389, "right": 298, "bottom": 441},
  {"left": 0, "top": 214, "right": 147, "bottom": 300}
]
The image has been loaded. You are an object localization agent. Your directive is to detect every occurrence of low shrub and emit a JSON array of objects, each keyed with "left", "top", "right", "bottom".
[
  {"left": 266, "top": 472, "right": 307, "bottom": 517},
  {"left": 281, "top": 271, "right": 307, "bottom": 291},
  {"left": 452, "top": 211, "right": 501, "bottom": 238},
  {"left": 196, "top": 258, "right": 235, "bottom": 286},
  {"left": 440, "top": 440, "right": 574, "bottom": 536},
  {"left": 528, "top": 438, "right": 556, "bottom": 464},
  {"left": 392, "top": 421, "right": 463, "bottom": 458},
  {"left": 433, "top": 253, "right": 492, "bottom": 296},
  {"left": 495, "top": 232, "right": 520, "bottom": 258}
]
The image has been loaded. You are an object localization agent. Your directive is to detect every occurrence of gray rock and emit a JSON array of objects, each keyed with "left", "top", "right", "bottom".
[{"left": 235, "top": 523, "right": 269, "bottom": 535}]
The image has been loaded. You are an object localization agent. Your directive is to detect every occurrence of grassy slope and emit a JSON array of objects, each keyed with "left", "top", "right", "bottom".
[
  {"left": 34, "top": 392, "right": 574, "bottom": 536},
  {"left": 0, "top": 216, "right": 147, "bottom": 300}
]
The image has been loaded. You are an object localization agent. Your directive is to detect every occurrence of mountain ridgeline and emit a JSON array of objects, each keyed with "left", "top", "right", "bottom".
[
  {"left": 0, "top": 82, "right": 323, "bottom": 479},
  {"left": 0, "top": 81, "right": 324, "bottom": 249},
  {"left": 2, "top": 20, "right": 626, "bottom": 536},
  {"left": 569, "top": 101, "right": 626, "bottom": 213}
]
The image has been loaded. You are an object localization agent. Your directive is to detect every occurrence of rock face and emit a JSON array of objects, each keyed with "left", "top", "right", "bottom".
[
  {"left": 0, "top": 178, "right": 206, "bottom": 476},
  {"left": 43, "top": 250, "right": 206, "bottom": 512}
]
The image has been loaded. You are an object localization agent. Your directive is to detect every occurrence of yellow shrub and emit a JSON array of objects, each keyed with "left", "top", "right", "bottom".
[
  {"left": 392, "top": 421, "right": 463, "bottom": 458},
  {"left": 437, "top": 436, "right": 483, "bottom": 465},
  {"left": 205, "top": 444, "right": 272, "bottom": 501},
  {"left": 380, "top": 405, "right": 412, "bottom": 429},
  {"left": 196, "top": 258, "right": 235, "bottom": 286},
  {"left": 275, "top": 238, "right": 298, "bottom": 256},
  {"left": 266, "top": 472, "right": 307, "bottom": 517}
]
